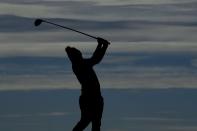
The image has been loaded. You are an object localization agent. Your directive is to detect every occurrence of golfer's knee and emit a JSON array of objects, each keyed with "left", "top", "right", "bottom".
[
  {"left": 73, "top": 119, "right": 90, "bottom": 131},
  {"left": 92, "top": 121, "right": 101, "bottom": 131},
  {"left": 92, "top": 126, "right": 101, "bottom": 131},
  {"left": 72, "top": 126, "right": 80, "bottom": 131}
]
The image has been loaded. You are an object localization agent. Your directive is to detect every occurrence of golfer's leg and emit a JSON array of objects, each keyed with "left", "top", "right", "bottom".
[
  {"left": 92, "top": 97, "right": 104, "bottom": 131},
  {"left": 73, "top": 95, "right": 91, "bottom": 131},
  {"left": 73, "top": 118, "right": 91, "bottom": 131},
  {"left": 92, "top": 119, "right": 101, "bottom": 131}
]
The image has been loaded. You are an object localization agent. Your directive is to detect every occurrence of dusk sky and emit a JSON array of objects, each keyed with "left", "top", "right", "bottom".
[
  {"left": 0, "top": 1, "right": 197, "bottom": 131},
  {"left": 1, "top": 0, "right": 197, "bottom": 90}
]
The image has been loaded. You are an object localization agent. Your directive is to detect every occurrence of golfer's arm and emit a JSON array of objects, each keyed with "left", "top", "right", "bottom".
[{"left": 90, "top": 43, "right": 108, "bottom": 65}]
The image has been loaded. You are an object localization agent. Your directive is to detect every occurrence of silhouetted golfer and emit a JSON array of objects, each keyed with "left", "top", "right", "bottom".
[{"left": 65, "top": 38, "right": 110, "bottom": 131}]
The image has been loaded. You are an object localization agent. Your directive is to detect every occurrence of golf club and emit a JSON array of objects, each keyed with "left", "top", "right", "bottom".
[{"left": 34, "top": 19, "right": 98, "bottom": 40}]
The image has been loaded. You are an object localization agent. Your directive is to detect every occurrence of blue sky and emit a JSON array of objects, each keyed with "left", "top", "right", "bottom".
[{"left": 0, "top": 0, "right": 197, "bottom": 90}]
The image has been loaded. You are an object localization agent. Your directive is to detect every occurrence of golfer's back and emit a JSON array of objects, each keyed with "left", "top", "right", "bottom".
[
  {"left": 66, "top": 38, "right": 109, "bottom": 131},
  {"left": 73, "top": 41, "right": 108, "bottom": 96},
  {"left": 72, "top": 60, "right": 101, "bottom": 96}
]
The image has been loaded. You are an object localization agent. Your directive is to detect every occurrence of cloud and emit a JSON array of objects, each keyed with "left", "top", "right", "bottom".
[
  {"left": 0, "top": 112, "right": 69, "bottom": 118},
  {"left": 1, "top": 14, "right": 197, "bottom": 45},
  {"left": 93, "top": 0, "right": 197, "bottom": 5},
  {"left": 1, "top": 48, "right": 197, "bottom": 90},
  {"left": 0, "top": 2, "right": 61, "bottom": 18},
  {"left": 2, "top": 0, "right": 196, "bottom": 6},
  {"left": 166, "top": 125, "right": 197, "bottom": 131},
  {"left": 1, "top": 0, "right": 197, "bottom": 90},
  {"left": 1, "top": 17, "right": 197, "bottom": 45},
  {"left": 0, "top": 42, "right": 197, "bottom": 91},
  {"left": 122, "top": 116, "right": 185, "bottom": 121},
  {"left": 1, "top": 42, "right": 197, "bottom": 57},
  {"left": 0, "top": 0, "right": 197, "bottom": 21},
  {"left": 1, "top": 0, "right": 197, "bottom": 44}
]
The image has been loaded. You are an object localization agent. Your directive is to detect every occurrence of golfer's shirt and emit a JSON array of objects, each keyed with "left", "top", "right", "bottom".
[
  {"left": 72, "top": 60, "right": 101, "bottom": 96},
  {"left": 72, "top": 43, "right": 108, "bottom": 97}
]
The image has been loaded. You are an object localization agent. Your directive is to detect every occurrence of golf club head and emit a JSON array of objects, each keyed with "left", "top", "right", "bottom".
[{"left": 34, "top": 19, "right": 43, "bottom": 26}]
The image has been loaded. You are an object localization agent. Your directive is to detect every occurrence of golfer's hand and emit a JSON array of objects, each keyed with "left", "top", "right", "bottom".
[{"left": 97, "top": 37, "right": 110, "bottom": 45}]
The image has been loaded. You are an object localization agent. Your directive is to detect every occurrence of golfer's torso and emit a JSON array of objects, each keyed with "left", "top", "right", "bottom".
[{"left": 72, "top": 61, "right": 101, "bottom": 95}]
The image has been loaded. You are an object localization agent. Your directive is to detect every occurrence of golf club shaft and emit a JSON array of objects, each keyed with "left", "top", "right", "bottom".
[{"left": 42, "top": 20, "right": 98, "bottom": 40}]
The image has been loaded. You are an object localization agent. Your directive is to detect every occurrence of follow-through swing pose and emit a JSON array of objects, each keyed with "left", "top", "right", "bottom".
[
  {"left": 66, "top": 38, "right": 110, "bottom": 131},
  {"left": 34, "top": 18, "right": 110, "bottom": 131}
]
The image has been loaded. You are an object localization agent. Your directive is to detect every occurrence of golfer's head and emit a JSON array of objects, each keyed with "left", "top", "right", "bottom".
[{"left": 66, "top": 46, "right": 82, "bottom": 63}]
